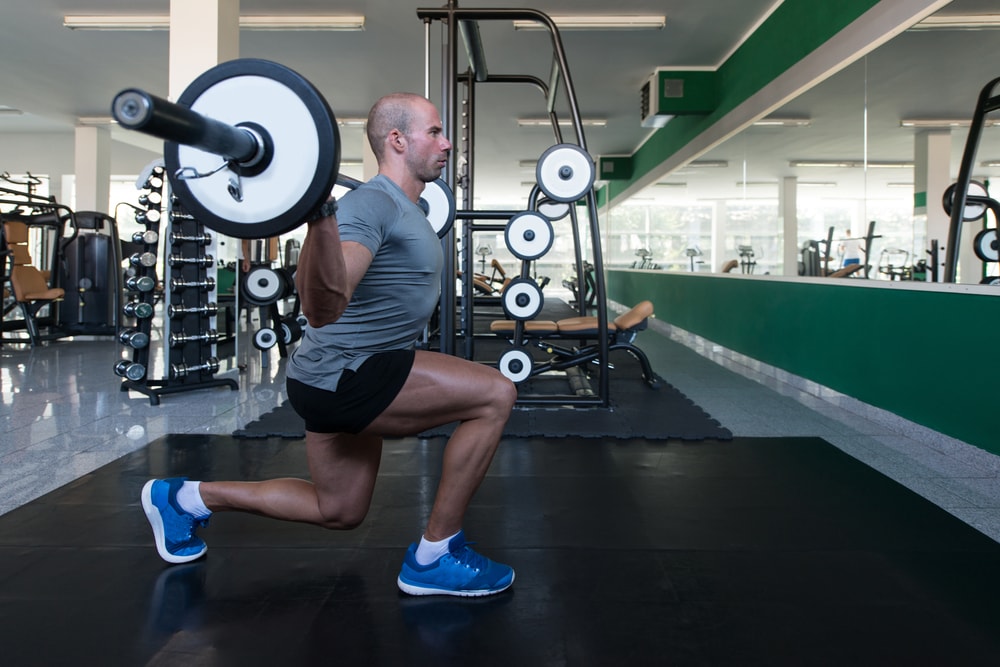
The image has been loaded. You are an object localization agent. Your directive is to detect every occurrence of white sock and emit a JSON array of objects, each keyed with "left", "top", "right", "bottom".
[
  {"left": 414, "top": 531, "right": 460, "bottom": 566},
  {"left": 175, "top": 481, "right": 212, "bottom": 519}
]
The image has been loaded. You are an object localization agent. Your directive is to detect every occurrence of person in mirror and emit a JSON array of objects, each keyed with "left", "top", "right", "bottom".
[
  {"left": 839, "top": 229, "right": 864, "bottom": 268},
  {"left": 141, "top": 92, "right": 517, "bottom": 597}
]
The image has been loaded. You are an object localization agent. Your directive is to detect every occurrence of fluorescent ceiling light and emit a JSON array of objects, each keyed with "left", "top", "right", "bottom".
[
  {"left": 513, "top": 15, "right": 665, "bottom": 31},
  {"left": 240, "top": 16, "right": 365, "bottom": 31},
  {"left": 911, "top": 14, "right": 1000, "bottom": 30},
  {"left": 790, "top": 160, "right": 913, "bottom": 169},
  {"left": 688, "top": 160, "right": 729, "bottom": 168},
  {"left": 63, "top": 15, "right": 365, "bottom": 31},
  {"left": 337, "top": 117, "right": 368, "bottom": 128},
  {"left": 901, "top": 118, "right": 1000, "bottom": 128},
  {"left": 887, "top": 182, "right": 914, "bottom": 188},
  {"left": 798, "top": 181, "right": 838, "bottom": 188},
  {"left": 737, "top": 181, "right": 778, "bottom": 187},
  {"left": 654, "top": 182, "right": 686, "bottom": 188},
  {"left": 0, "top": 107, "right": 24, "bottom": 116},
  {"left": 753, "top": 116, "right": 811, "bottom": 127},
  {"left": 77, "top": 116, "right": 116, "bottom": 125},
  {"left": 519, "top": 160, "right": 538, "bottom": 168},
  {"left": 980, "top": 161, "right": 1000, "bottom": 168},
  {"left": 517, "top": 118, "right": 607, "bottom": 127}
]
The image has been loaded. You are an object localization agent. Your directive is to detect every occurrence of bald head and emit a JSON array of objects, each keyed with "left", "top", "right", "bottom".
[{"left": 366, "top": 93, "right": 429, "bottom": 162}]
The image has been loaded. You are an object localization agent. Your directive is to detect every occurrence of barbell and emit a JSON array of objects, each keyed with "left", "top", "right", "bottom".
[
  {"left": 112, "top": 58, "right": 455, "bottom": 240},
  {"left": 112, "top": 58, "right": 594, "bottom": 240}
]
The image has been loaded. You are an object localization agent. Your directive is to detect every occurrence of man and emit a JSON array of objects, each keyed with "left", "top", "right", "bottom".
[{"left": 141, "top": 93, "right": 518, "bottom": 598}]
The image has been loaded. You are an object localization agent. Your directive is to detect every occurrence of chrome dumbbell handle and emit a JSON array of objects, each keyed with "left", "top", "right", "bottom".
[{"left": 171, "top": 357, "right": 220, "bottom": 378}]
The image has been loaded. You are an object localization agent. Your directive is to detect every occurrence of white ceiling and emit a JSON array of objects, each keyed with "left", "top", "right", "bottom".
[{"left": 1, "top": 0, "right": 1000, "bottom": 207}]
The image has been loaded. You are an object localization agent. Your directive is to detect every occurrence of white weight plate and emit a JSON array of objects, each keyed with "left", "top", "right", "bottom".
[
  {"left": 535, "top": 144, "right": 595, "bottom": 203},
  {"left": 253, "top": 327, "right": 278, "bottom": 350},
  {"left": 419, "top": 178, "right": 456, "bottom": 238},
  {"left": 974, "top": 228, "right": 999, "bottom": 262},
  {"left": 965, "top": 180, "right": 989, "bottom": 221},
  {"left": 501, "top": 278, "right": 544, "bottom": 321},
  {"left": 178, "top": 75, "right": 318, "bottom": 221},
  {"left": 505, "top": 212, "right": 554, "bottom": 261},
  {"left": 244, "top": 266, "right": 284, "bottom": 304},
  {"left": 165, "top": 59, "right": 340, "bottom": 239},
  {"left": 944, "top": 180, "right": 989, "bottom": 221},
  {"left": 537, "top": 198, "right": 570, "bottom": 221},
  {"left": 498, "top": 348, "right": 533, "bottom": 384}
]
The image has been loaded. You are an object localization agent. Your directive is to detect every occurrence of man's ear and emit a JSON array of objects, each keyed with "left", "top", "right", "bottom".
[{"left": 388, "top": 129, "right": 406, "bottom": 152}]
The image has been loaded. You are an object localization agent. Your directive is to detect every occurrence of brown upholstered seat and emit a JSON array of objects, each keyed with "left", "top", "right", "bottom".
[{"left": 3, "top": 220, "right": 65, "bottom": 345}]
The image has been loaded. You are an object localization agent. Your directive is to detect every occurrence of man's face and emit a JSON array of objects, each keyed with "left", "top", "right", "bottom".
[{"left": 404, "top": 101, "right": 452, "bottom": 183}]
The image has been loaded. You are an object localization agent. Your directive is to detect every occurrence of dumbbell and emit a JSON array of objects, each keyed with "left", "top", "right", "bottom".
[
  {"left": 126, "top": 275, "right": 156, "bottom": 292},
  {"left": 167, "top": 302, "right": 218, "bottom": 318},
  {"left": 114, "top": 360, "right": 147, "bottom": 381},
  {"left": 170, "top": 277, "right": 216, "bottom": 292},
  {"left": 169, "top": 329, "right": 220, "bottom": 347},
  {"left": 119, "top": 328, "right": 150, "bottom": 349},
  {"left": 171, "top": 358, "right": 220, "bottom": 378}
]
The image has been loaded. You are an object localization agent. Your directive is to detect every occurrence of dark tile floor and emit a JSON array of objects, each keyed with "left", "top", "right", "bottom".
[
  {"left": 4, "top": 296, "right": 1000, "bottom": 664},
  {"left": 2, "top": 432, "right": 1000, "bottom": 666}
]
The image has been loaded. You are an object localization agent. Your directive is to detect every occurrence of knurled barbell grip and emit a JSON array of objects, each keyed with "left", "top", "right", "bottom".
[{"left": 112, "top": 89, "right": 262, "bottom": 166}]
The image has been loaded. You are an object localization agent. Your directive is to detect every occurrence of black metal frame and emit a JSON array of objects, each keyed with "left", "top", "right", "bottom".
[
  {"left": 944, "top": 76, "right": 1000, "bottom": 283},
  {"left": 417, "top": 3, "right": 612, "bottom": 407}
]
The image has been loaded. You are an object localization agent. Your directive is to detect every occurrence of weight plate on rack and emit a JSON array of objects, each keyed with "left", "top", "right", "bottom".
[
  {"left": 501, "top": 277, "right": 544, "bottom": 321},
  {"left": 498, "top": 347, "right": 533, "bottom": 384},
  {"left": 505, "top": 212, "right": 554, "bottom": 261},
  {"left": 535, "top": 143, "right": 595, "bottom": 203}
]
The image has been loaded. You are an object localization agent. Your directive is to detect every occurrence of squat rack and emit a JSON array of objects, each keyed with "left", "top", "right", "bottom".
[{"left": 416, "top": 2, "right": 612, "bottom": 407}]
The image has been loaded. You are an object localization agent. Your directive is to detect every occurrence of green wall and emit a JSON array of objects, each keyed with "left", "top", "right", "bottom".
[{"left": 608, "top": 270, "right": 998, "bottom": 456}]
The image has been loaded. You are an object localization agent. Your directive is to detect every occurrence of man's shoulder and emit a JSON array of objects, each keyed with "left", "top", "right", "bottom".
[{"left": 339, "top": 178, "right": 400, "bottom": 216}]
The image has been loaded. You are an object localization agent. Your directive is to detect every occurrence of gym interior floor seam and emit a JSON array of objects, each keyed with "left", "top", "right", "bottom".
[{"left": 2, "top": 299, "right": 999, "bottom": 543}]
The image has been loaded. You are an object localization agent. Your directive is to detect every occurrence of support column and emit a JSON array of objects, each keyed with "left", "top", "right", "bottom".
[
  {"left": 169, "top": 0, "right": 240, "bottom": 99},
  {"left": 711, "top": 200, "right": 727, "bottom": 272},
  {"left": 73, "top": 126, "right": 110, "bottom": 212},
  {"left": 780, "top": 176, "right": 798, "bottom": 276},
  {"left": 363, "top": 132, "right": 377, "bottom": 180},
  {"left": 914, "top": 130, "right": 951, "bottom": 281}
]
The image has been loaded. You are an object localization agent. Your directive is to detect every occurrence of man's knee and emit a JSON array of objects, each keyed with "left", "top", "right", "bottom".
[
  {"left": 490, "top": 372, "right": 518, "bottom": 417},
  {"left": 316, "top": 496, "right": 370, "bottom": 530}
]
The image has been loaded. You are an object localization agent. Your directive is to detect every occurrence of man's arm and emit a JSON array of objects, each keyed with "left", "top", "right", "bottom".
[{"left": 296, "top": 213, "right": 374, "bottom": 329}]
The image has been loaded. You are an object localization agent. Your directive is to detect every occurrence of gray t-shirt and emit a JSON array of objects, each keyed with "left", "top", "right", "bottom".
[{"left": 286, "top": 175, "right": 443, "bottom": 392}]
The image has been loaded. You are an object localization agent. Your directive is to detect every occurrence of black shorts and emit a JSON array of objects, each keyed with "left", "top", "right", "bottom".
[{"left": 286, "top": 349, "right": 415, "bottom": 434}]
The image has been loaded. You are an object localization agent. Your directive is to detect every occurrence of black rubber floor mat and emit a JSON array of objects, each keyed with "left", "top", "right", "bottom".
[{"left": 235, "top": 367, "right": 731, "bottom": 441}]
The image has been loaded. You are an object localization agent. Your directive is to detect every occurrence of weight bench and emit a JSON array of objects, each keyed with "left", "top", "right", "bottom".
[{"left": 490, "top": 300, "right": 660, "bottom": 388}]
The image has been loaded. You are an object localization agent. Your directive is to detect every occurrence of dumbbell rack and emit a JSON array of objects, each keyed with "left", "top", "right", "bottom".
[{"left": 117, "top": 168, "right": 237, "bottom": 405}]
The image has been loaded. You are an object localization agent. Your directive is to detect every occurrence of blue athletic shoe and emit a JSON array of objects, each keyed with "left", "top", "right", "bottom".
[
  {"left": 397, "top": 531, "right": 515, "bottom": 597},
  {"left": 141, "top": 478, "right": 208, "bottom": 564}
]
